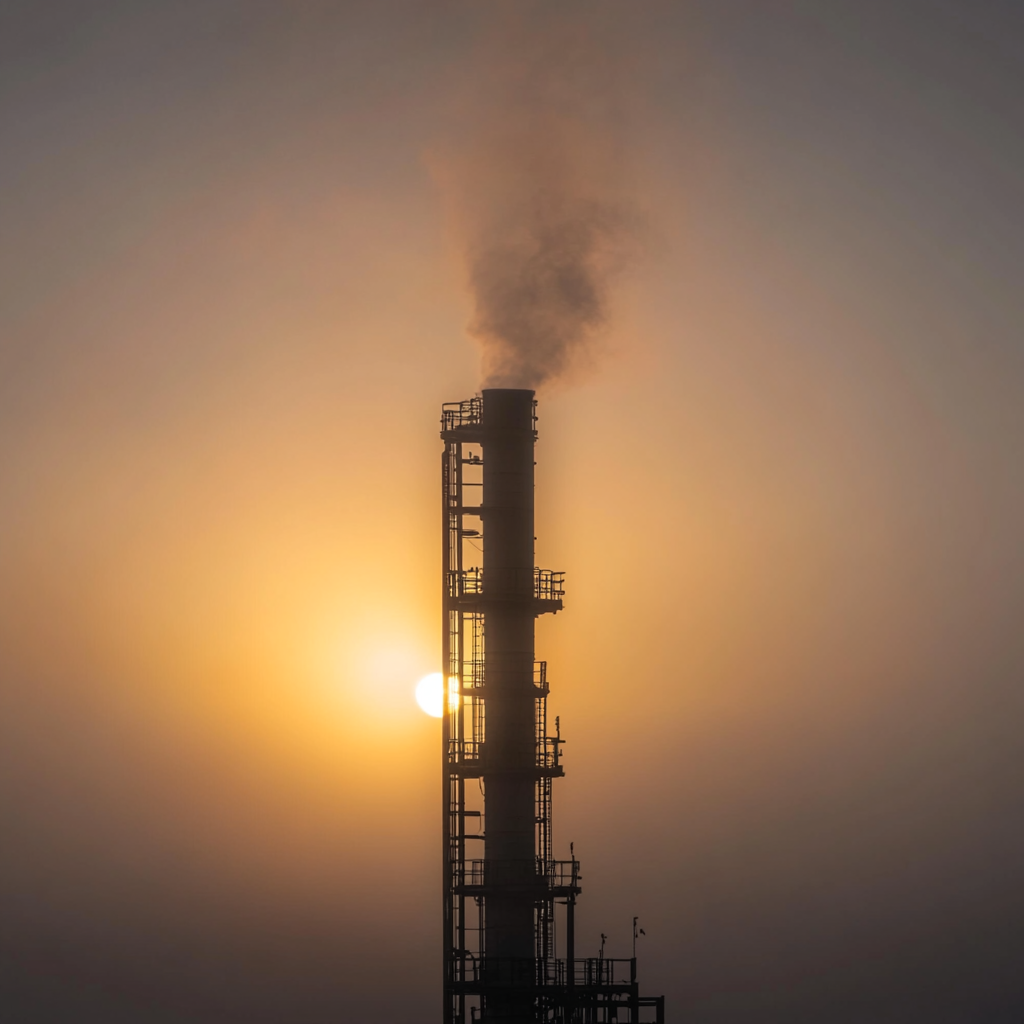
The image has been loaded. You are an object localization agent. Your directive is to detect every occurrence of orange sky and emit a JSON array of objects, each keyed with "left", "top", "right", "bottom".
[{"left": 1, "top": 2, "right": 1022, "bottom": 1021}]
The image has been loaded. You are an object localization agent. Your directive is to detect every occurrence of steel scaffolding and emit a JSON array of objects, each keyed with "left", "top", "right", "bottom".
[{"left": 440, "top": 391, "right": 665, "bottom": 1024}]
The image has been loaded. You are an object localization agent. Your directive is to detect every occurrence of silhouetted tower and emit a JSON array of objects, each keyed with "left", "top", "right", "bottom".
[{"left": 441, "top": 389, "right": 665, "bottom": 1024}]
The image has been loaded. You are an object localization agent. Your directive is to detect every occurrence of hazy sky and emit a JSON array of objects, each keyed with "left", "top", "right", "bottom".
[{"left": 1, "top": 2, "right": 1022, "bottom": 1022}]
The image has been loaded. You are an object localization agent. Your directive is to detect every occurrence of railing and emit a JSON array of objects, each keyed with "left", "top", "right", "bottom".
[
  {"left": 534, "top": 568, "right": 565, "bottom": 601},
  {"left": 447, "top": 568, "right": 565, "bottom": 602},
  {"left": 449, "top": 737, "right": 558, "bottom": 771},
  {"left": 441, "top": 397, "right": 482, "bottom": 434},
  {"left": 570, "top": 957, "right": 636, "bottom": 987},
  {"left": 446, "top": 568, "right": 482, "bottom": 600},
  {"left": 536, "top": 736, "right": 561, "bottom": 769},
  {"left": 448, "top": 739, "right": 483, "bottom": 764},
  {"left": 454, "top": 859, "right": 580, "bottom": 889},
  {"left": 462, "top": 567, "right": 484, "bottom": 595},
  {"left": 454, "top": 956, "right": 635, "bottom": 988},
  {"left": 460, "top": 660, "right": 485, "bottom": 692},
  {"left": 441, "top": 397, "right": 539, "bottom": 435},
  {"left": 543, "top": 859, "right": 581, "bottom": 888},
  {"left": 457, "top": 860, "right": 483, "bottom": 886}
]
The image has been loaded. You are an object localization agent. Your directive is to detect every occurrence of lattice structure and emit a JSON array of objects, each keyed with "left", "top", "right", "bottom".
[{"left": 440, "top": 391, "right": 665, "bottom": 1024}]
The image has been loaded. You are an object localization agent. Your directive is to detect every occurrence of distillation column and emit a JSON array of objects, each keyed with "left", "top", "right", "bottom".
[
  {"left": 481, "top": 389, "right": 537, "bottom": 1020},
  {"left": 440, "top": 388, "right": 664, "bottom": 1024}
]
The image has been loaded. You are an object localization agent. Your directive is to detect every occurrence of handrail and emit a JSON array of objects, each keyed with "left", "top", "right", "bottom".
[
  {"left": 454, "top": 955, "right": 635, "bottom": 988},
  {"left": 441, "top": 397, "right": 482, "bottom": 433},
  {"left": 454, "top": 859, "right": 580, "bottom": 889},
  {"left": 448, "top": 737, "right": 559, "bottom": 769},
  {"left": 446, "top": 567, "right": 565, "bottom": 601},
  {"left": 533, "top": 568, "right": 565, "bottom": 601}
]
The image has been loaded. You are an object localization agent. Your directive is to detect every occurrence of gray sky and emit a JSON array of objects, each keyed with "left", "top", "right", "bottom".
[{"left": 1, "top": 2, "right": 1022, "bottom": 1021}]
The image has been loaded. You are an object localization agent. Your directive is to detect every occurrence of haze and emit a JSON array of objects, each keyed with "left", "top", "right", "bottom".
[{"left": 1, "top": 2, "right": 1022, "bottom": 1021}]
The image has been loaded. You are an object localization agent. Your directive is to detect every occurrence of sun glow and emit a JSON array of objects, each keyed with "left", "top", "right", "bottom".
[{"left": 415, "top": 673, "right": 459, "bottom": 718}]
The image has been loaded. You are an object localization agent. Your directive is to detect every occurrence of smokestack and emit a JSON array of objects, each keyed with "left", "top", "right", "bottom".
[
  {"left": 440, "top": 391, "right": 663, "bottom": 1023},
  {"left": 480, "top": 389, "right": 538, "bottom": 976}
]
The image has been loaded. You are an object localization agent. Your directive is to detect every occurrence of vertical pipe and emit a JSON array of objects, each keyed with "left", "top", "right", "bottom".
[
  {"left": 566, "top": 891, "right": 575, "bottom": 1003},
  {"left": 481, "top": 389, "right": 536, "bottom": 1021},
  {"left": 442, "top": 446, "right": 453, "bottom": 1024}
]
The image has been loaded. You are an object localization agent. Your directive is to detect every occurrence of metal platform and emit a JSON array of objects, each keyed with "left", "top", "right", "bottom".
[{"left": 440, "top": 391, "right": 664, "bottom": 1023}]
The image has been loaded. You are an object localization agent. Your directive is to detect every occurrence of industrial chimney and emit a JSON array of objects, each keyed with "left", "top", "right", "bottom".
[{"left": 440, "top": 390, "right": 664, "bottom": 1023}]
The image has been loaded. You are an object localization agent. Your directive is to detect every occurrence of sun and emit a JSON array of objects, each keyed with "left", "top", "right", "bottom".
[{"left": 415, "top": 673, "right": 459, "bottom": 718}]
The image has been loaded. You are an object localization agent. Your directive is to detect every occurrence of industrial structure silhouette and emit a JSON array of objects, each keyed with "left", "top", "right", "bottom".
[{"left": 440, "top": 389, "right": 665, "bottom": 1023}]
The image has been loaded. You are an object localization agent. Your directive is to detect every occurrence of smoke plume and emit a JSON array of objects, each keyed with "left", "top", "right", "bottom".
[{"left": 446, "top": 7, "right": 643, "bottom": 390}]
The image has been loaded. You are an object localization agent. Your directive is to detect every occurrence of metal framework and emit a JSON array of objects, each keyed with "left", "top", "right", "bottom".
[{"left": 441, "top": 390, "right": 665, "bottom": 1024}]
